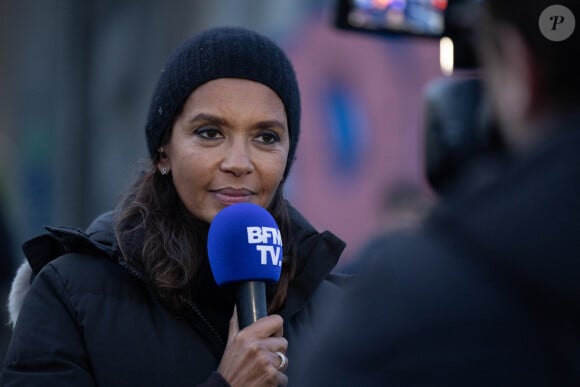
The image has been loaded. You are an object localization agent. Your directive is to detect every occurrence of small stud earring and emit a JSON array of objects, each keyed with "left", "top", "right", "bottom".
[{"left": 160, "top": 167, "right": 168, "bottom": 175}]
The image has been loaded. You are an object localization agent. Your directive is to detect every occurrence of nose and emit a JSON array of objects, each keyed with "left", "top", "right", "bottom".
[{"left": 219, "top": 138, "right": 254, "bottom": 177}]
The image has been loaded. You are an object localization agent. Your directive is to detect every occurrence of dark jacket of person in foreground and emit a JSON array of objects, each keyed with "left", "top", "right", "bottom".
[
  {"left": 2, "top": 204, "right": 345, "bottom": 386},
  {"left": 291, "top": 115, "right": 580, "bottom": 386}
]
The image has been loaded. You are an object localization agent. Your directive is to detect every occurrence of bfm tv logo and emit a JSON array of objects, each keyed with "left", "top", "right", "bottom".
[{"left": 246, "top": 226, "right": 283, "bottom": 266}]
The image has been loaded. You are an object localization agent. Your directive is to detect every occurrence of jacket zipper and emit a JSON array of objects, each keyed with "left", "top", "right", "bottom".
[{"left": 115, "top": 249, "right": 226, "bottom": 349}]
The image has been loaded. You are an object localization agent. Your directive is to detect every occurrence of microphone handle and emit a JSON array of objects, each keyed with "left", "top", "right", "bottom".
[{"left": 236, "top": 281, "right": 267, "bottom": 329}]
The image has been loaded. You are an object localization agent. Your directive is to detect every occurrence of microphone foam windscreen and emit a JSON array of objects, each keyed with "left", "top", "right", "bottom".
[{"left": 207, "top": 203, "right": 283, "bottom": 286}]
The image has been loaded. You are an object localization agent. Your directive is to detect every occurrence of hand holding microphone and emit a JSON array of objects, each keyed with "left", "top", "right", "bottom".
[{"left": 208, "top": 203, "right": 289, "bottom": 386}]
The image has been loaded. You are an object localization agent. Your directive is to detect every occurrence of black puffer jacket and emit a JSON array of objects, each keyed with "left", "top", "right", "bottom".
[{"left": 1, "top": 204, "right": 346, "bottom": 386}]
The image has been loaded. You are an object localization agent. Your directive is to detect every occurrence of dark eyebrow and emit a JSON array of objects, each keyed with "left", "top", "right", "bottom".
[
  {"left": 254, "top": 120, "right": 287, "bottom": 132},
  {"left": 187, "top": 113, "right": 228, "bottom": 126},
  {"left": 188, "top": 114, "right": 286, "bottom": 132}
]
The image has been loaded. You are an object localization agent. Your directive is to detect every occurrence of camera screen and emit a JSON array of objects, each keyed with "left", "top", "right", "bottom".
[{"left": 335, "top": 0, "right": 448, "bottom": 38}]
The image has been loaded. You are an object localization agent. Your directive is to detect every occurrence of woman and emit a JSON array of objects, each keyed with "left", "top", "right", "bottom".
[{"left": 2, "top": 27, "right": 346, "bottom": 387}]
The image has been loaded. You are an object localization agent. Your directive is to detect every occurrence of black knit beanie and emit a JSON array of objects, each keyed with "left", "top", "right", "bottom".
[{"left": 145, "top": 26, "right": 301, "bottom": 178}]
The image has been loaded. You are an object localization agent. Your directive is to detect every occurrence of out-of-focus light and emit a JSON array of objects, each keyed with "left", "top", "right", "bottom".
[
  {"left": 440, "top": 36, "right": 454, "bottom": 76},
  {"left": 348, "top": 10, "right": 368, "bottom": 27},
  {"left": 372, "top": 0, "right": 391, "bottom": 9},
  {"left": 355, "top": 0, "right": 373, "bottom": 9},
  {"left": 431, "top": 0, "right": 448, "bottom": 10},
  {"left": 391, "top": 0, "right": 406, "bottom": 11}
]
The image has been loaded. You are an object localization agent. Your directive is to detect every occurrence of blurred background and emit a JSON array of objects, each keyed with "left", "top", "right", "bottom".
[
  {"left": 0, "top": 0, "right": 445, "bottom": 276},
  {"left": 0, "top": 0, "right": 450, "bottom": 364}
]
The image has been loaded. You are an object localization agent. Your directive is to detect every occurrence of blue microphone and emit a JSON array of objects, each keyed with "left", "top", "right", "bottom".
[{"left": 207, "top": 203, "right": 283, "bottom": 328}]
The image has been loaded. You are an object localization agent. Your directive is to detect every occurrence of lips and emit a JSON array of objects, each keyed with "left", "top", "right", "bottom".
[{"left": 213, "top": 187, "right": 255, "bottom": 205}]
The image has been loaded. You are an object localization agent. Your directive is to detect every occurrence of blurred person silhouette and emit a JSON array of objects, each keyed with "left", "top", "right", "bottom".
[
  {"left": 343, "top": 180, "right": 435, "bottom": 273},
  {"left": 375, "top": 181, "right": 434, "bottom": 234},
  {"left": 1, "top": 26, "right": 347, "bottom": 387},
  {"left": 290, "top": 0, "right": 580, "bottom": 385}
]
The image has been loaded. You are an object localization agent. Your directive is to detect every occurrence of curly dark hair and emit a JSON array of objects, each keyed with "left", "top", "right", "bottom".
[{"left": 114, "top": 159, "right": 296, "bottom": 314}]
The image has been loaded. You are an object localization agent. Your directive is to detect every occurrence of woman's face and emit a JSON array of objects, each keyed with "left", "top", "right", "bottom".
[{"left": 159, "top": 78, "right": 290, "bottom": 223}]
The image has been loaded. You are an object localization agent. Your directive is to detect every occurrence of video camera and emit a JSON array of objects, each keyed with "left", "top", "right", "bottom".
[
  {"left": 333, "top": 0, "right": 505, "bottom": 194},
  {"left": 334, "top": 0, "right": 482, "bottom": 72}
]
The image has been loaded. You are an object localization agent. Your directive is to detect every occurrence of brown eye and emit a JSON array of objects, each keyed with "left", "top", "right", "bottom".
[
  {"left": 195, "top": 127, "right": 223, "bottom": 140},
  {"left": 256, "top": 132, "right": 280, "bottom": 144}
]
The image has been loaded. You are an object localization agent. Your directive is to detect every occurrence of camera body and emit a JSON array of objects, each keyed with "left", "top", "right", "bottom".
[
  {"left": 334, "top": 0, "right": 482, "bottom": 70},
  {"left": 334, "top": 0, "right": 504, "bottom": 193}
]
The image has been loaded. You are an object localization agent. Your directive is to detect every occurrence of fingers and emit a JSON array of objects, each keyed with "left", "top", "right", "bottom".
[
  {"left": 226, "top": 309, "right": 287, "bottom": 358},
  {"left": 273, "top": 352, "right": 289, "bottom": 387},
  {"left": 277, "top": 371, "right": 289, "bottom": 386},
  {"left": 238, "top": 314, "right": 288, "bottom": 367},
  {"left": 228, "top": 310, "right": 283, "bottom": 340},
  {"left": 241, "top": 314, "right": 284, "bottom": 338},
  {"left": 219, "top": 311, "right": 289, "bottom": 386}
]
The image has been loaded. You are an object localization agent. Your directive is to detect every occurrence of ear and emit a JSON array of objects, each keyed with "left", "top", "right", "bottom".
[
  {"left": 483, "top": 22, "right": 544, "bottom": 152},
  {"left": 157, "top": 147, "right": 171, "bottom": 174},
  {"left": 496, "top": 24, "right": 538, "bottom": 122}
]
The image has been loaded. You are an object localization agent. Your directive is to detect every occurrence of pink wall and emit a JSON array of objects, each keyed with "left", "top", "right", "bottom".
[{"left": 285, "top": 18, "right": 441, "bottom": 266}]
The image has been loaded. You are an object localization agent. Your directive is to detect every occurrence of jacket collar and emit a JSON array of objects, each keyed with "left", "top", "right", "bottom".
[
  {"left": 12, "top": 204, "right": 345, "bottom": 325},
  {"left": 280, "top": 204, "right": 345, "bottom": 319}
]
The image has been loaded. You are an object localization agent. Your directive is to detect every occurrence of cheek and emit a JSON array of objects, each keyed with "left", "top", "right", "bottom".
[
  {"left": 482, "top": 62, "right": 508, "bottom": 127},
  {"left": 489, "top": 67, "right": 524, "bottom": 132},
  {"left": 259, "top": 154, "right": 287, "bottom": 196},
  {"left": 171, "top": 153, "right": 213, "bottom": 198},
  {"left": 267, "top": 149, "right": 288, "bottom": 177}
]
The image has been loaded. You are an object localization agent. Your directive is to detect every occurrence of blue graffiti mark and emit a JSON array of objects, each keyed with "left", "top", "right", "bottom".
[{"left": 323, "top": 82, "right": 368, "bottom": 175}]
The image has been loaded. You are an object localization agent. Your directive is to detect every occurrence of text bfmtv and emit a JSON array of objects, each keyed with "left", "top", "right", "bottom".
[{"left": 246, "top": 226, "right": 283, "bottom": 266}]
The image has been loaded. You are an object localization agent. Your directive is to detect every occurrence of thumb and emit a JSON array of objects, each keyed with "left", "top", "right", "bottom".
[{"left": 226, "top": 306, "right": 239, "bottom": 346}]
